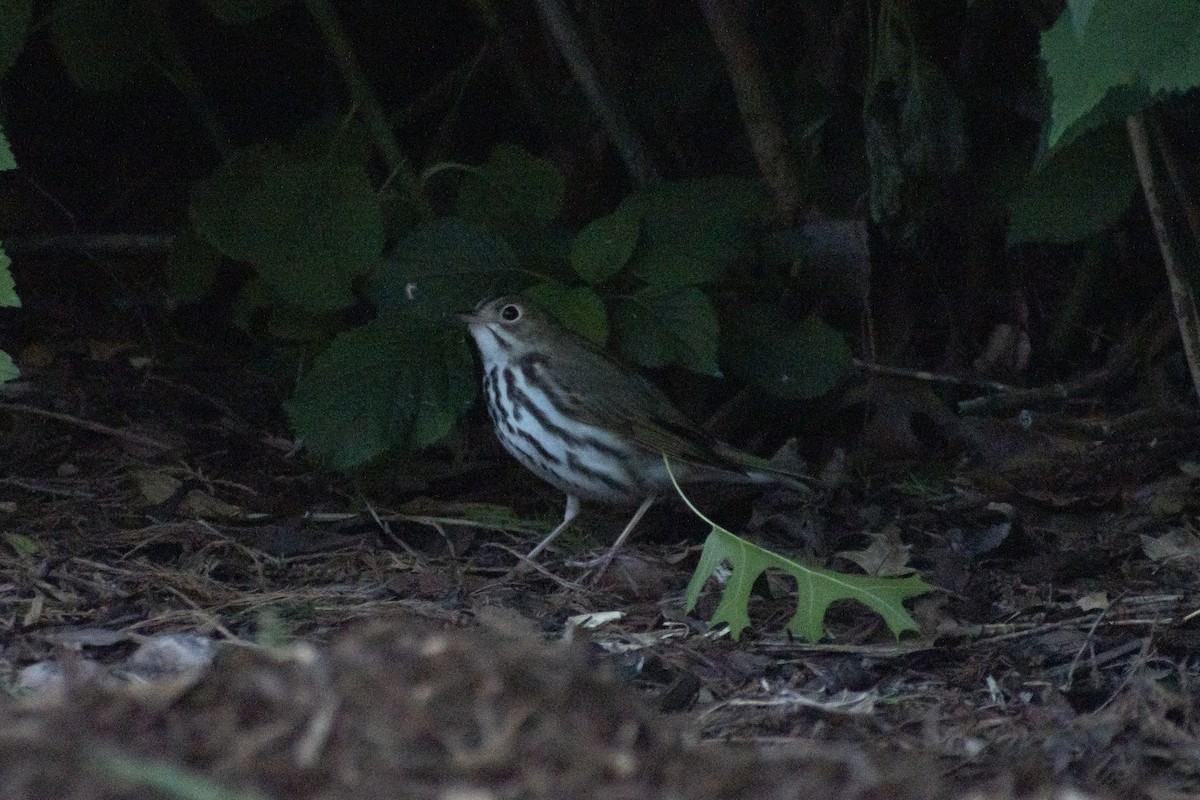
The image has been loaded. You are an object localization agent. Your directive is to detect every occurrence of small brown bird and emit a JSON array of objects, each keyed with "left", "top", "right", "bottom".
[{"left": 460, "top": 295, "right": 804, "bottom": 575}]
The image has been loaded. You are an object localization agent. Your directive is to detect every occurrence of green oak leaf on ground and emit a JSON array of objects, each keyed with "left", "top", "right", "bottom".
[{"left": 670, "top": 459, "right": 933, "bottom": 642}]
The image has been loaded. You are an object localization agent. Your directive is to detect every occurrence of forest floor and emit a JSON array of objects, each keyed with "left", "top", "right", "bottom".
[{"left": 1, "top": 267, "right": 1199, "bottom": 800}]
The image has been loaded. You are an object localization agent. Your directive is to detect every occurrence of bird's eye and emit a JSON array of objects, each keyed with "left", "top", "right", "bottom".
[{"left": 500, "top": 304, "right": 522, "bottom": 322}]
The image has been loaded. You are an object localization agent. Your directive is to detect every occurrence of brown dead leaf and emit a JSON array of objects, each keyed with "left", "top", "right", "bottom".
[
  {"left": 179, "top": 490, "right": 243, "bottom": 519},
  {"left": 1141, "top": 529, "right": 1200, "bottom": 563},
  {"left": 18, "top": 342, "right": 54, "bottom": 371},
  {"left": 87, "top": 339, "right": 137, "bottom": 362},
  {"left": 1076, "top": 591, "right": 1110, "bottom": 611},
  {"left": 1135, "top": 475, "right": 1197, "bottom": 517},
  {"left": 836, "top": 526, "right": 915, "bottom": 576},
  {"left": 133, "top": 469, "right": 180, "bottom": 504}
]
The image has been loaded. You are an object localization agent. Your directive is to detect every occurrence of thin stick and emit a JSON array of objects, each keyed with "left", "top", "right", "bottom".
[
  {"left": 0, "top": 402, "right": 174, "bottom": 452},
  {"left": 1126, "top": 112, "right": 1200, "bottom": 401},
  {"left": 300, "top": 0, "right": 427, "bottom": 215},
  {"left": 530, "top": 0, "right": 658, "bottom": 184},
  {"left": 1148, "top": 111, "right": 1200, "bottom": 247},
  {"left": 853, "top": 359, "right": 1015, "bottom": 393},
  {"left": 696, "top": 0, "right": 801, "bottom": 222}
]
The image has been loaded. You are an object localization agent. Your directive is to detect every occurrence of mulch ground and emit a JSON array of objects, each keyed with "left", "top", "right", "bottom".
[{"left": 2, "top": 265, "right": 1199, "bottom": 799}]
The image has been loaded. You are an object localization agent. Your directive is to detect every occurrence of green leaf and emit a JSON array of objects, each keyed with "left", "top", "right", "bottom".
[
  {"left": 266, "top": 305, "right": 336, "bottom": 343},
  {"left": 165, "top": 226, "right": 221, "bottom": 303},
  {"left": 504, "top": 227, "right": 573, "bottom": 277},
  {"left": 203, "top": 0, "right": 291, "bottom": 24},
  {"left": 230, "top": 278, "right": 267, "bottom": 332},
  {"left": 457, "top": 144, "right": 565, "bottom": 233},
  {"left": 614, "top": 287, "right": 720, "bottom": 376},
  {"left": 284, "top": 314, "right": 476, "bottom": 470},
  {"left": 96, "top": 751, "right": 270, "bottom": 800},
  {"left": 3, "top": 531, "right": 36, "bottom": 557},
  {"left": 622, "top": 178, "right": 764, "bottom": 287},
  {"left": 672, "top": 464, "right": 932, "bottom": 642},
  {"left": 720, "top": 305, "right": 850, "bottom": 399},
  {"left": 50, "top": 0, "right": 152, "bottom": 91},
  {"left": 525, "top": 281, "right": 608, "bottom": 345},
  {"left": 1008, "top": 122, "right": 1138, "bottom": 244},
  {"left": 0, "top": 246, "right": 19, "bottom": 307},
  {"left": 190, "top": 137, "right": 384, "bottom": 313},
  {"left": 0, "top": 126, "right": 15, "bottom": 172},
  {"left": 570, "top": 208, "right": 640, "bottom": 284},
  {"left": 0, "top": 0, "right": 30, "bottom": 76},
  {"left": 3, "top": 532, "right": 37, "bottom": 557},
  {"left": 0, "top": 350, "right": 18, "bottom": 384},
  {"left": 367, "top": 217, "right": 518, "bottom": 316},
  {"left": 1042, "top": 0, "right": 1200, "bottom": 148},
  {"left": 1067, "top": 0, "right": 1098, "bottom": 32}
]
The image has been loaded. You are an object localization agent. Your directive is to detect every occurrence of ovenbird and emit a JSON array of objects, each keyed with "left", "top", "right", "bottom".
[{"left": 460, "top": 295, "right": 804, "bottom": 574}]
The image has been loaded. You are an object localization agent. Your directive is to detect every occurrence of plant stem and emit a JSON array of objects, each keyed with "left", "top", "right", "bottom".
[
  {"left": 1126, "top": 112, "right": 1200, "bottom": 402},
  {"left": 696, "top": 0, "right": 802, "bottom": 223},
  {"left": 301, "top": 0, "right": 429, "bottom": 218},
  {"left": 530, "top": 0, "right": 658, "bottom": 185}
]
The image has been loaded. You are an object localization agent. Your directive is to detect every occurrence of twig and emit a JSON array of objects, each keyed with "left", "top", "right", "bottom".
[
  {"left": 1126, "top": 112, "right": 1200, "bottom": 401},
  {"left": 468, "top": 0, "right": 551, "bottom": 131},
  {"left": 482, "top": 542, "right": 582, "bottom": 591},
  {"left": 1058, "top": 601, "right": 1113, "bottom": 690},
  {"left": 1149, "top": 111, "right": 1200, "bottom": 248},
  {"left": 853, "top": 359, "right": 1015, "bottom": 393},
  {"left": 2, "top": 234, "right": 176, "bottom": 255},
  {"left": 0, "top": 477, "right": 95, "bottom": 499},
  {"left": 0, "top": 402, "right": 174, "bottom": 452},
  {"left": 696, "top": 0, "right": 802, "bottom": 222},
  {"left": 956, "top": 298, "right": 1167, "bottom": 414},
  {"left": 300, "top": 0, "right": 428, "bottom": 216},
  {"left": 530, "top": 0, "right": 658, "bottom": 184}
]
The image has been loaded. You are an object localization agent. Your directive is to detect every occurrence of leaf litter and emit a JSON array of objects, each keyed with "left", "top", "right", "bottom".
[{"left": 4, "top": 284, "right": 1200, "bottom": 798}]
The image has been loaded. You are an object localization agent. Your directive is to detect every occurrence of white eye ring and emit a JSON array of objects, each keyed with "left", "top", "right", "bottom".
[{"left": 500, "top": 304, "right": 522, "bottom": 322}]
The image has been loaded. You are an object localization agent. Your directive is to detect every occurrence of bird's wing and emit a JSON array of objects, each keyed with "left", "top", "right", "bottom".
[
  {"left": 554, "top": 346, "right": 811, "bottom": 488},
  {"left": 551, "top": 346, "right": 735, "bottom": 468}
]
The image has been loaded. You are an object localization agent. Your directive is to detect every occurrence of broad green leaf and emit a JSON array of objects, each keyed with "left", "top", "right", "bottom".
[
  {"left": 0, "top": 126, "right": 13, "bottom": 171},
  {"left": 0, "top": 0, "right": 30, "bottom": 76},
  {"left": 614, "top": 287, "right": 720, "bottom": 376},
  {"left": 1067, "top": 0, "right": 1098, "bottom": 32},
  {"left": 50, "top": 0, "right": 151, "bottom": 90},
  {"left": 230, "top": 278, "right": 267, "bottom": 332},
  {"left": 457, "top": 144, "right": 564, "bottom": 233},
  {"left": 165, "top": 226, "right": 221, "bottom": 303},
  {"left": 1043, "top": 0, "right": 1200, "bottom": 148},
  {"left": 1008, "top": 122, "right": 1137, "bottom": 244},
  {"left": 190, "top": 138, "right": 384, "bottom": 313},
  {"left": 367, "top": 217, "right": 518, "bottom": 316},
  {"left": 285, "top": 314, "right": 476, "bottom": 470},
  {"left": 0, "top": 247, "right": 19, "bottom": 307},
  {"left": 0, "top": 350, "right": 18, "bottom": 383},
  {"left": 204, "top": 0, "right": 291, "bottom": 23},
  {"left": 570, "top": 208, "right": 640, "bottom": 284},
  {"left": 525, "top": 281, "right": 608, "bottom": 345},
  {"left": 267, "top": 305, "right": 337, "bottom": 343},
  {"left": 672, "top": 463, "right": 932, "bottom": 642},
  {"left": 622, "top": 178, "right": 764, "bottom": 287},
  {"left": 504, "top": 227, "right": 573, "bottom": 278},
  {"left": 720, "top": 305, "right": 850, "bottom": 399}
]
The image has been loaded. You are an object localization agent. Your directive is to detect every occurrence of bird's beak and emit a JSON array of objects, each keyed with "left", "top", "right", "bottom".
[{"left": 458, "top": 311, "right": 481, "bottom": 325}]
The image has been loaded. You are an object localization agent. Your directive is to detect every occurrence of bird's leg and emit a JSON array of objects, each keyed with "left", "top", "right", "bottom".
[
  {"left": 573, "top": 495, "right": 656, "bottom": 580},
  {"left": 523, "top": 493, "right": 580, "bottom": 562}
]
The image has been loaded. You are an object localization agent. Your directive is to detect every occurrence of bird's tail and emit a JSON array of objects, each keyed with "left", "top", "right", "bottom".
[{"left": 717, "top": 440, "right": 812, "bottom": 494}]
